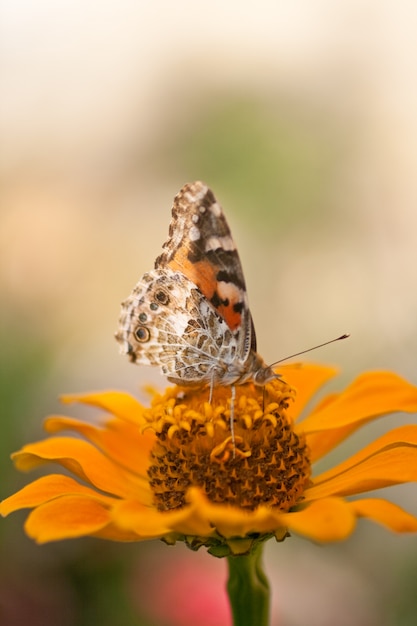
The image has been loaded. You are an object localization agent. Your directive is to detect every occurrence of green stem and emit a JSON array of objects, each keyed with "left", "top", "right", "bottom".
[{"left": 226, "top": 543, "right": 270, "bottom": 626}]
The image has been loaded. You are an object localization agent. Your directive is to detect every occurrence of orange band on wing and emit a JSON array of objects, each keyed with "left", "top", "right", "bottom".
[
  {"left": 215, "top": 303, "right": 242, "bottom": 331},
  {"left": 167, "top": 256, "right": 243, "bottom": 332}
]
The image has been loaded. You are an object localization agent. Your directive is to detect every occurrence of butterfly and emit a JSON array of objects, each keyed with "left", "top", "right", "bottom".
[{"left": 115, "top": 181, "right": 279, "bottom": 448}]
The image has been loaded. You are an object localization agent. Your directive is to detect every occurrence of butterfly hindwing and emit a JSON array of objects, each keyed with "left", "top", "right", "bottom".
[{"left": 116, "top": 268, "right": 244, "bottom": 385}]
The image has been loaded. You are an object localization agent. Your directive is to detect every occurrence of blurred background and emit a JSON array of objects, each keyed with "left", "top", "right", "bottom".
[{"left": 1, "top": 1, "right": 417, "bottom": 624}]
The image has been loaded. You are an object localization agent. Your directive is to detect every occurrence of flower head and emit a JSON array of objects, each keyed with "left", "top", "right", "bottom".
[{"left": 2, "top": 364, "right": 417, "bottom": 555}]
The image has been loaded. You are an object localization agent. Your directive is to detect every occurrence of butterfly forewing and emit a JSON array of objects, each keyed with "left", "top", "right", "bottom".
[{"left": 156, "top": 183, "right": 251, "bottom": 337}]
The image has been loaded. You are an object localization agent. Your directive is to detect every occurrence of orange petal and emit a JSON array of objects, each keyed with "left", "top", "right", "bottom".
[
  {"left": 60, "top": 390, "right": 146, "bottom": 426},
  {"left": 349, "top": 498, "right": 417, "bottom": 533},
  {"left": 92, "top": 524, "right": 144, "bottom": 542},
  {"left": 44, "top": 415, "right": 155, "bottom": 478},
  {"left": 0, "top": 474, "right": 116, "bottom": 515},
  {"left": 305, "top": 425, "right": 362, "bottom": 463},
  {"left": 11, "top": 437, "right": 146, "bottom": 500},
  {"left": 307, "top": 426, "right": 417, "bottom": 500},
  {"left": 301, "top": 371, "right": 417, "bottom": 434},
  {"left": 113, "top": 494, "right": 215, "bottom": 539},
  {"left": 25, "top": 495, "right": 114, "bottom": 543},
  {"left": 112, "top": 500, "right": 173, "bottom": 538},
  {"left": 184, "top": 488, "right": 281, "bottom": 537},
  {"left": 276, "top": 363, "right": 338, "bottom": 421},
  {"left": 280, "top": 497, "right": 357, "bottom": 542}
]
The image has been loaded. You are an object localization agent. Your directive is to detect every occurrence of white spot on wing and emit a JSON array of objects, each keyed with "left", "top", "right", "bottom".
[
  {"left": 210, "top": 202, "right": 222, "bottom": 217},
  {"left": 189, "top": 225, "right": 200, "bottom": 241},
  {"left": 205, "top": 235, "right": 236, "bottom": 252},
  {"left": 217, "top": 281, "right": 241, "bottom": 302}
]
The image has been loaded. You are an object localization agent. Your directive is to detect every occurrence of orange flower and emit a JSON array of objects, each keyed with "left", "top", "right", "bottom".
[{"left": 2, "top": 364, "right": 417, "bottom": 555}]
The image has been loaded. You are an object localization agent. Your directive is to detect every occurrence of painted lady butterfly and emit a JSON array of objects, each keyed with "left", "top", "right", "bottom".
[{"left": 116, "top": 181, "right": 278, "bottom": 396}]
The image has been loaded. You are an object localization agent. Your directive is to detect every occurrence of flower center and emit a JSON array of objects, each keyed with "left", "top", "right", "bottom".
[{"left": 144, "top": 380, "right": 311, "bottom": 512}]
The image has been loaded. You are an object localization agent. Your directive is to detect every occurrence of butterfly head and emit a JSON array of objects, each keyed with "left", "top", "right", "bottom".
[
  {"left": 252, "top": 365, "right": 282, "bottom": 386},
  {"left": 239, "top": 351, "right": 281, "bottom": 387}
]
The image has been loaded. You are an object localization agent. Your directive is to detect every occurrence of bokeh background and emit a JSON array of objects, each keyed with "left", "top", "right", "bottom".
[{"left": 2, "top": 2, "right": 417, "bottom": 625}]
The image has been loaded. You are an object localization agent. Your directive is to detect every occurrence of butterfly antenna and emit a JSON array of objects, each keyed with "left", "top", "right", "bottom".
[{"left": 269, "top": 333, "right": 350, "bottom": 367}]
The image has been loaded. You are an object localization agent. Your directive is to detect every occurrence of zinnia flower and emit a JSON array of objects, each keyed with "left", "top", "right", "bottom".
[{"left": 2, "top": 363, "right": 417, "bottom": 549}]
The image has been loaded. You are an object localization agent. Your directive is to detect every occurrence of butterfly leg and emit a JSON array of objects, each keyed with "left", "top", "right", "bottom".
[
  {"left": 209, "top": 374, "right": 214, "bottom": 404},
  {"left": 230, "top": 384, "right": 236, "bottom": 458}
]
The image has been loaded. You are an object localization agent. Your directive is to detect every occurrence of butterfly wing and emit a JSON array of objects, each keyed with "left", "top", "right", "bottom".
[
  {"left": 116, "top": 268, "right": 243, "bottom": 385},
  {"left": 155, "top": 181, "right": 256, "bottom": 357}
]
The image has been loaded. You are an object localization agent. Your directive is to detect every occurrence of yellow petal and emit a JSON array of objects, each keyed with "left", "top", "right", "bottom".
[
  {"left": 25, "top": 495, "right": 114, "bottom": 543},
  {"left": 307, "top": 426, "right": 417, "bottom": 500},
  {"left": 0, "top": 474, "right": 115, "bottom": 515},
  {"left": 349, "top": 498, "right": 417, "bottom": 533},
  {"left": 277, "top": 363, "right": 338, "bottom": 421},
  {"left": 44, "top": 415, "right": 155, "bottom": 479},
  {"left": 11, "top": 437, "right": 145, "bottom": 500},
  {"left": 280, "top": 498, "right": 357, "bottom": 542},
  {"left": 301, "top": 371, "right": 417, "bottom": 434},
  {"left": 60, "top": 390, "right": 146, "bottom": 426}
]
